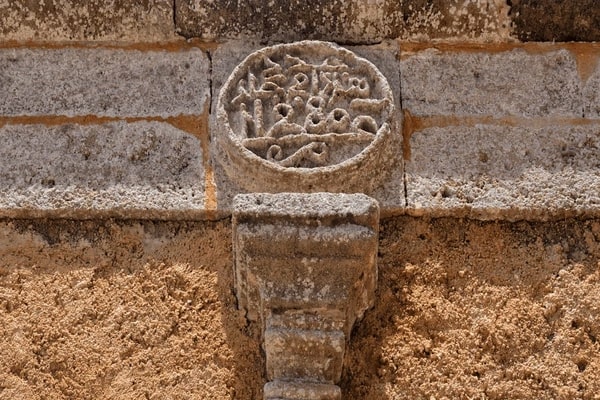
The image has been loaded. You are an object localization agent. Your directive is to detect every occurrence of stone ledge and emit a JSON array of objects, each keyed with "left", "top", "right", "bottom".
[
  {"left": 406, "top": 124, "right": 600, "bottom": 221},
  {"left": 0, "top": 48, "right": 209, "bottom": 118},
  {"left": 0, "top": 121, "right": 206, "bottom": 220}
]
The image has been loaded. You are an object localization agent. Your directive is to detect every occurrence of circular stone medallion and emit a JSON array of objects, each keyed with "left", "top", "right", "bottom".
[{"left": 216, "top": 41, "right": 398, "bottom": 193}]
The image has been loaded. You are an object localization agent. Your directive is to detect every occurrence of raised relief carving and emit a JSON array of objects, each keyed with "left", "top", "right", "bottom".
[{"left": 216, "top": 41, "right": 398, "bottom": 193}]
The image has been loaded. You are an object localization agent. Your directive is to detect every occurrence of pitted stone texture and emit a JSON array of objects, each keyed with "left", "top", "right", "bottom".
[
  {"left": 0, "top": 122, "right": 205, "bottom": 219},
  {"left": 401, "top": 49, "right": 583, "bottom": 117},
  {"left": 398, "top": 0, "right": 511, "bottom": 41},
  {"left": 0, "top": 0, "right": 175, "bottom": 42},
  {"left": 584, "top": 61, "right": 600, "bottom": 118},
  {"left": 264, "top": 381, "right": 341, "bottom": 400},
  {"left": 215, "top": 41, "right": 400, "bottom": 197},
  {"left": 511, "top": 0, "right": 600, "bottom": 42},
  {"left": 406, "top": 124, "right": 600, "bottom": 220},
  {"left": 175, "top": 0, "right": 401, "bottom": 44},
  {"left": 233, "top": 193, "right": 378, "bottom": 393},
  {"left": 0, "top": 48, "right": 209, "bottom": 118}
]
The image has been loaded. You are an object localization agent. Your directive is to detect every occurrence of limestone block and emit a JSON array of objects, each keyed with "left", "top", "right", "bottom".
[
  {"left": 210, "top": 41, "right": 404, "bottom": 214},
  {"left": 401, "top": 49, "right": 583, "bottom": 117},
  {"left": 0, "top": 0, "right": 176, "bottom": 42},
  {"left": 511, "top": 0, "right": 600, "bottom": 42},
  {"left": 0, "top": 122, "right": 205, "bottom": 219},
  {"left": 0, "top": 48, "right": 209, "bottom": 118},
  {"left": 584, "top": 62, "right": 600, "bottom": 118},
  {"left": 398, "top": 0, "right": 511, "bottom": 41},
  {"left": 264, "top": 381, "right": 341, "bottom": 400},
  {"left": 175, "top": 0, "right": 401, "bottom": 44},
  {"left": 405, "top": 124, "right": 600, "bottom": 220},
  {"left": 233, "top": 193, "right": 379, "bottom": 395}
]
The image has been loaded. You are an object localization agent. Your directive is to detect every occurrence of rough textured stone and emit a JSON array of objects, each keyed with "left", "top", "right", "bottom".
[
  {"left": 175, "top": 0, "right": 511, "bottom": 42},
  {"left": 175, "top": 0, "right": 401, "bottom": 44},
  {"left": 233, "top": 193, "right": 379, "bottom": 396},
  {"left": 398, "top": 0, "right": 511, "bottom": 41},
  {"left": 0, "top": 48, "right": 209, "bottom": 118},
  {"left": 0, "top": 0, "right": 176, "bottom": 42},
  {"left": 216, "top": 41, "right": 398, "bottom": 194},
  {"left": 210, "top": 41, "right": 404, "bottom": 214},
  {"left": 584, "top": 61, "right": 600, "bottom": 118},
  {"left": 511, "top": 0, "right": 600, "bottom": 42},
  {"left": 405, "top": 124, "right": 600, "bottom": 220},
  {"left": 0, "top": 122, "right": 205, "bottom": 219},
  {"left": 401, "top": 49, "right": 583, "bottom": 117}
]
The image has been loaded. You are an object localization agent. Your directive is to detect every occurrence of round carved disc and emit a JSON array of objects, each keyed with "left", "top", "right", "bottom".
[{"left": 216, "top": 41, "right": 398, "bottom": 193}]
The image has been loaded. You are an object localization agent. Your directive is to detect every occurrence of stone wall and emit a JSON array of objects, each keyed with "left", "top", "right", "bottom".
[{"left": 1, "top": 1, "right": 599, "bottom": 399}]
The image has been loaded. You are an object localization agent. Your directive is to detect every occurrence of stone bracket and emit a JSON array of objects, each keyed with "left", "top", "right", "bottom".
[{"left": 233, "top": 193, "right": 379, "bottom": 399}]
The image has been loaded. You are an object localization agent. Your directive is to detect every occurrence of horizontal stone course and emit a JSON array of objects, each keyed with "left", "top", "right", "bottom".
[
  {"left": 0, "top": 0, "right": 176, "bottom": 42},
  {"left": 511, "top": 0, "right": 600, "bottom": 42},
  {"left": 406, "top": 124, "right": 600, "bottom": 220},
  {"left": 0, "top": 48, "right": 209, "bottom": 118},
  {"left": 401, "top": 49, "right": 583, "bottom": 118},
  {"left": 175, "top": 0, "right": 510, "bottom": 43},
  {"left": 0, "top": 121, "right": 205, "bottom": 219}
]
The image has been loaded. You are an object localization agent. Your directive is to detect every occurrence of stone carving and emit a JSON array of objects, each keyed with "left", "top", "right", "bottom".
[
  {"left": 233, "top": 193, "right": 379, "bottom": 400},
  {"left": 216, "top": 41, "right": 398, "bottom": 193}
]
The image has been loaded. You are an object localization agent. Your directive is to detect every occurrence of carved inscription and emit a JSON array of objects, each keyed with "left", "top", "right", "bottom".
[{"left": 222, "top": 43, "right": 394, "bottom": 168}]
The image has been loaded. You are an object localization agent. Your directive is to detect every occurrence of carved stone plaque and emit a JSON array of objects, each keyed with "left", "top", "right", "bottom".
[{"left": 216, "top": 41, "right": 398, "bottom": 193}]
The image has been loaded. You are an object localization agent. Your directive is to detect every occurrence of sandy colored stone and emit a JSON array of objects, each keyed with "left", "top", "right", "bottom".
[
  {"left": 1, "top": 217, "right": 600, "bottom": 399},
  {"left": 405, "top": 124, "right": 600, "bottom": 220},
  {"left": 175, "top": 0, "right": 401, "bottom": 44},
  {"left": 511, "top": 0, "right": 600, "bottom": 42},
  {"left": 401, "top": 48, "right": 583, "bottom": 117},
  {"left": 0, "top": 122, "right": 205, "bottom": 219},
  {"left": 0, "top": 219, "right": 264, "bottom": 399},
  {"left": 0, "top": 48, "right": 209, "bottom": 118},
  {"left": 0, "top": 0, "right": 176, "bottom": 42},
  {"left": 345, "top": 216, "right": 600, "bottom": 399}
]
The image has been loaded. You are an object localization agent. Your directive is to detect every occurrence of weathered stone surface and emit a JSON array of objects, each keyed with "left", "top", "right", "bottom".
[
  {"left": 401, "top": 49, "right": 583, "bottom": 117},
  {"left": 175, "top": 0, "right": 401, "bottom": 44},
  {"left": 398, "top": 0, "right": 511, "bottom": 41},
  {"left": 0, "top": 0, "right": 176, "bottom": 42},
  {"left": 511, "top": 0, "right": 600, "bottom": 42},
  {"left": 216, "top": 41, "right": 398, "bottom": 194},
  {"left": 405, "top": 124, "right": 600, "bottom": 220},
  {"left": 233, "top": 193, "right": 379, "bottom": 395},
  {"left": 0, "top": 48, "right": 209, "bottom": 117},
  {"left": 210, "top": 41, "right": 404, "bottom": 214},
  {"left": 0, "top": 122, "right": 205, "bottom": 219},
  {"left": 175, "top": 0, "right": 511, "bottom": 42},
  {"left": 264, "top": 380, "right": 341, "bottom": 400},
  {"left": 584, "top": 61, "right": 600, "bottom": 118}
]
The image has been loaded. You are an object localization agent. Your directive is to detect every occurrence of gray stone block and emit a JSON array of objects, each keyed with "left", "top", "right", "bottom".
[
  {"left": 0, "top": 122, "right": 206, "bottom": 219},
  {"left": 175, "top": 0, "right": 401, "bottom": 44},
  {"left": 0, "top": 48, "right": 209, "bottom": 118},
  {"left": 0, "top": 0, "right": 176, "bottom": 42},
  {"left": 233, "top": 193, "right": 378, "bottom": 395},
  {"left": 209, "top": 41, "right": 404, "bottom": 214},
  {"left": 584, "top": 62, "right": 600, "bottom": 118},
  {"left": 401, "top": 49, "right": 583, "bottom": 117},
  {"left": 405, "top": 124, "right": 600, "bottom": 220}
]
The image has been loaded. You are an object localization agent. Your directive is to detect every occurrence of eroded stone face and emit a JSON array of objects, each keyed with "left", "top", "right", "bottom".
[{"left": 216, "top": 41, "right": 399, "bottom": 194}]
